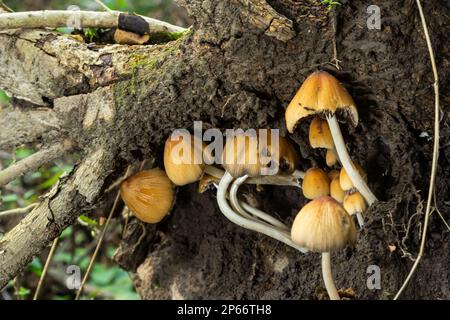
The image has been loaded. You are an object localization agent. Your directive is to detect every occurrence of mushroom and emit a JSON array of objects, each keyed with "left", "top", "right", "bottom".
[
  {"left": 326, "top": 149, "right": 338, "bottom": 167},
  {"left": 339, "top": 164, "right": 367, "bottom": 227},
  {"left": 308, "top": 117, "right": 337, "bottom": 167},
  {"left": 343, "top": 192, "right": 367, "bottom": 227},
  {"left": 339, "top": 163, "right": 366, "bottom": 193},
  {"left": 285, "top": 71, "right": 377, "bottom": 206},
  {"left": 217, "top": 130, "right": 308, "bottom": 253},
  {"left": 291, "top": 196, "right": 356, "bottom": 300},
  {"left": 330, "top": 176, "right": 345, "bottom": 203},
  {"left": 227, "top": 131, "right": 304, "bottom": 229},
  {"left": 119, "top": 168, "right": 174, "bottom": 223},
  {"left": 302, "top": 168, "right": 330, "bottom": 199},
  {"left": 164, "top": 132, "right": 205, "bottom": 186},
  {"left": 328, "top": 169, "right": 340, "bottom": 180}
]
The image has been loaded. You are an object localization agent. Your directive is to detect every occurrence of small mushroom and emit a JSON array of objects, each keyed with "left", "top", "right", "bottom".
[
  {"left": 291, "top": 196, "right": 356, "bottom": 300},
  {"left": 302, "top": 168, "right": 330, "bottom": 199},
  {"left": 328, "top": 169, "right": 340, "bottom": 180},
  {"left": 120, "top": 168, "right": 174, "bottom": 223},
  {"left": 309, "top": 117, "right": 334, "bottom": 149},
  {"left": 330, "top": 176, "right": 345, "bottom": 203},
  {"left": 343, "top": 192, "right": 367, "bottom": 227},
  {"left": 339, "top": 163, "right": 367, "bottom": 193},
  {"left": 309, "top": 117, "right": 337, "bottom": 168},
  {"left": 217, "top": 131, "right": 307, "bottom": 253},
  {"left": 164, "top": 132, "right": 205, "bottom": 186},
  {"left": 285, "top": 71, "right": 377, "bottom": 206},
  {"left": 326, "top": 149, "right": 338, "bottom": 167}
]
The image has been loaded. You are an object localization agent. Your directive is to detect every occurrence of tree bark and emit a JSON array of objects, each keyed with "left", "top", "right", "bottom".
[{"left": 0, "top": 0, "right": 449, "bottom": 299}]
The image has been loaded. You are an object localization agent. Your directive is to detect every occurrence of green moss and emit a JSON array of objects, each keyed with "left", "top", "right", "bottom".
[
  {"left": 148, "top": 28, "right": 192, "bottom": 44},
  {"left": 127, "top": 53, "right": 159, "bottom": 71},
  {"left": 114, "top": 29, "right": 188, "bottom": 108}
]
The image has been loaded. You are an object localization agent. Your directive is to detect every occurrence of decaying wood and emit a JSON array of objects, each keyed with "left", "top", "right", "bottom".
[
  {"left": 0, "top": 10, "right": 186, "bottom": 33},
  {"left": 0, "top": 0, "right": 448, "bottom": 299}
]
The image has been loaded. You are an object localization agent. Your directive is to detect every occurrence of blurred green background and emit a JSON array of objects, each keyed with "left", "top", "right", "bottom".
[{"left": 0, "top": 0, "right": 188, "bottom": 300}]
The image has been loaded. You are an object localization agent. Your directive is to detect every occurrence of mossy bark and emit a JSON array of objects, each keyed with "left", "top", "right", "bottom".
[{"left": 0, "top": 0, "right": 449, "bottom": 298}]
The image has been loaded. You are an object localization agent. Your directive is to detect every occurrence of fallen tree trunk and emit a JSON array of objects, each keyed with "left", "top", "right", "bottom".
[{"left": 0, "top": 0, "right": 449, "bottom": 299}]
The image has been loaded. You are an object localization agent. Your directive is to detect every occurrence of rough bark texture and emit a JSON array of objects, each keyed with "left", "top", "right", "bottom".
[{"left": 0, "top": 0, "right": 449, "bottom": 299}]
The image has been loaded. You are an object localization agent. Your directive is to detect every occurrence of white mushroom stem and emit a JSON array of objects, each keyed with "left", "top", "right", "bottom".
[
  {"left": 204, "top": 165, "right": 303, "bottom": 187},
  {"left": 356, "top": 213, "right": 364, "bottom": 228},
  {"left": 326, "top": 115, "right": 377, "bottom": 205},
  {"left": 230, "top": 175, "right": 289, "bottom": 231},
  {"left": 322, "top": 252, "right": 340, "bottom": 300},
  {"left": 217, "top": 172, "right": 308, "bottom": 253}
]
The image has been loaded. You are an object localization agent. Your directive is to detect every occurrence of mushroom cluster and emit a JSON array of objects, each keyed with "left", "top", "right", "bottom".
[{"left": 118, "top": 70, "right": 377, "bottom": 300}]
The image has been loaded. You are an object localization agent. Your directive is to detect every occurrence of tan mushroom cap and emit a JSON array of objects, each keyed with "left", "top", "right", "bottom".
[
  {"left": 330, "top": 176, "right": 345, "bottom": 203},
  {"left": 339, "top": 163, "right": 367, "bottom": 192},
  {"left": 309, "top": 117, "right": 334, "bottom": 149},
  {"left": 271, "top": 135, "right": 301, "bottom": 175},
  {"left": 302, "top": 168, "right": 330, "bottom": 199},
  {"left": 327, "top": 169, "right": 340, "bottom": 180},
  {"left": 223, "top": 130, "right": 300, "bottom": 177},
  {"left": 120, "top": 168, "right": 174, "bottom": 224},
  {"left": 223, "top": 132, "right": 261, "bottom": 178},
  {"left": 343, "top": 192, "right": 367, "bottom": 216},
  {"left": 291, "top": 196, "right": 357, "bottom": 252},
  {"left": 326, "top": 149, "right": 338, "bottom": 167},
  {"left": 164, "top": 133, "right": 205, "bottom": 186},
  {"left": 285, "top": 71, "right": 358, "bottom": 133}
]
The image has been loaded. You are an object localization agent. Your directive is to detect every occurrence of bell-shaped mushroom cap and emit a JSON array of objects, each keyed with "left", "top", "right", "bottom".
[
  {"left": 326, "top": 149, "right": 338, "bottom": 167},
  {"left": 339, "top": 163, "right": 367, "bottom": 192},
  {"left": 302, "top": 168, "right": 330, "bottom": 199},
  {"left": 309, "top": 117, "right": 334, "bottom": 149},
  {"left": 291, "top": 196, "right": 357, "bottom": 252},
  {"left": 271, "top": 135, "right": 300, "bottom": 174},
  {"left": 285, "top": 71, "right": 358, "bottom": 133},
  {"left": 223, "top": 132, "right": 261, "bottom": 177},
  {"left": 343, "top": 192, "right": 367, "bottom": 215},
  {"left": 330, "top": 176, "right": 345, "bottom": 203},
  {"left": 120, "top": 168, "right": 174, "bottom": 224},
  {"left": 164, "top": 132, "right": 205, "bottom": 186},
  {"left": 327, "top": 169, "right": 340, "bottom": 180}
]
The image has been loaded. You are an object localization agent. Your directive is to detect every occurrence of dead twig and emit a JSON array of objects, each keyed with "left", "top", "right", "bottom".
[
  {"left": 75, "top": 166, "right": 131, "bottom": 300},
  {"left": 0, "top": 141, "right": 72, "bottom": 188},
  {"left": 94, "top": 0, "right": 112, "bottom": 12},
  {"left": 0, "top": 10, "right": 186, "bottom": 33},
  {"left": 32, "top": 238, "right": 59, "bottom": 300},
  {"left": 394, "top": 0, "right": 440, "bottom": 300},
  {"left": 0, "top": 203, "right": 38, "bottom": 220}
]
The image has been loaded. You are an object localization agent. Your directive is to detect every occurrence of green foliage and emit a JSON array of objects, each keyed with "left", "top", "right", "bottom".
[
  {"left": 0, "top": 90, "right": 10, "bottom": 104},
  {"left": 15, "top": 287, "right": 31, "bottom": 299},
  {"left": 83, "top": 28, "right": 101, "bottom": 42},
  {"left": 28, "top": 258, "right": 43, "bottom": 277},
  {"left": 320, "top": 0, "right": 341, "bottom": 12},
  {"left": 79, "top": 214, "right": 99, "bottom": 227}
]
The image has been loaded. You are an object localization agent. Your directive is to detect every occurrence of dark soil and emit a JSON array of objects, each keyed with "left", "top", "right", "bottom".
[{"left": 114, "top": 0, "right": 450, "bottom": 299}]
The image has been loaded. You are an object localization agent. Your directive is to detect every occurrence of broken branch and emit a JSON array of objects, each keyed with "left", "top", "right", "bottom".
[
  {"left": 0, "top": 141, "right": 72, "bottom": 187},
  {"left": 0, "top": 10, "right": 186, "bottom": 34}
]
